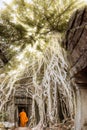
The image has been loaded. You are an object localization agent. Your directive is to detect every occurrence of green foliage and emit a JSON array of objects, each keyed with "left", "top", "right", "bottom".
[
  {"left": 0, "top": 112, "right": 8, "bottom": 121},
  {"left": 0, "top": 0, "right": 83, "bottom": 68}
]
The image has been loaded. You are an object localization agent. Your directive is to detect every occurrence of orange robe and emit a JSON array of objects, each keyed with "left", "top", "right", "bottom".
[{"left": 19, "top": 111, "right": 28, "bottom": 127}]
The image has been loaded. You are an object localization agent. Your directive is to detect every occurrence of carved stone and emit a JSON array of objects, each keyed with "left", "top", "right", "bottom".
[{"left": 65, "top": 7, "right": 87, "bottom": 130}]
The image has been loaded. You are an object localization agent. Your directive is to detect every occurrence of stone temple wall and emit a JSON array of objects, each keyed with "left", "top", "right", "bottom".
[
  {"left": 64, "top": 7, "right": 87, "bottom": 130},
  {"left": 64, "top": 7, "right": 87, "bottom": 76}
]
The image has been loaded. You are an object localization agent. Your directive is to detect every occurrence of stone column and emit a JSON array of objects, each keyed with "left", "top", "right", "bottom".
[{"left": 75, "top": 85, "right": 87, "bottom": 130}]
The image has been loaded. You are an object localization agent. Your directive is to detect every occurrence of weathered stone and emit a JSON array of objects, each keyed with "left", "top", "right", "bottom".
[
  {"left": 82, "top": 7, "right": 87, "bottom": 24},
  {"left": 70, "top": 50, "right": 87, "bottom": 75},
  {"left": 74, "top": 8, "right": 85, "bottom": 27},
  {"left": 14, "top": 127, "right": 31, "bottom": 130},
  {"left": 71, "top": 27, "right": 87, "bottom": 64},
  {"left": 65, "top": 7, "right": 87, "bottom": 74},
  {"left": 68, "top": 27, "right": 84, "bottom": 52},
  {"left": 64, "top": 6, "right": 87, "bottom": 130},
  {"left": 68, "top": 10, "right": 78, "bottom": 30}
]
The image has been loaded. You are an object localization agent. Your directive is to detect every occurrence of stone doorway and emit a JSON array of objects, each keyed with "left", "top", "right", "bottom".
[
  {"left": 18, "top": 105, "right": 29, "bottom": 126},
  {"left": 14, "top": 88, "right": 32, "bottom": 127},
  {"left": 14, "top": 97, "right": 32, "bottom": 127}
]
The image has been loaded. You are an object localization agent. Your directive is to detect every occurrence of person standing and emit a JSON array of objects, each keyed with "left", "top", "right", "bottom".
[{"left": 19, "top": 109, "right": 28, "bottom": 127}]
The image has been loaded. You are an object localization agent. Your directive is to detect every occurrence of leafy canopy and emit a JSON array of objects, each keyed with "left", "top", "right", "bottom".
[{"left": 0, "top": 0, "right": 83, "bottom": 71}]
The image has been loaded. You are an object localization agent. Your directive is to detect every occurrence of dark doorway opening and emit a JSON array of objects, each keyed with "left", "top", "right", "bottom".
[
  {"left": 18, "top": 106, "right": 28, "bottom": 115},
  {"left": 18, "top": 105, "right": 29, "bottom": 126},
  {"left": 14, "top": 96, "right": 32, "bottom": 127}
]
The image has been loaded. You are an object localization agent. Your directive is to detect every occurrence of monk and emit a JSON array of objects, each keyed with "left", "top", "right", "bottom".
[{"left": 19, "top": 109, "right": 28, "bottom": 127}]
